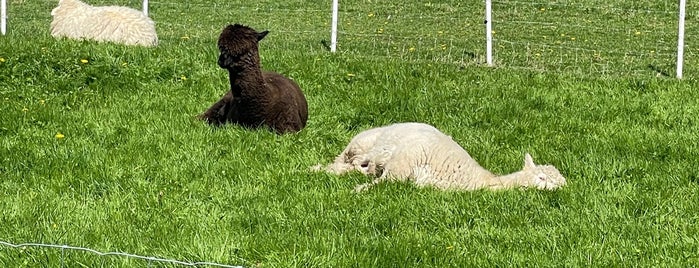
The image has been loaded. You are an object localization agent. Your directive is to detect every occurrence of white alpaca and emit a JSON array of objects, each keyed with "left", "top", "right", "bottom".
[
  {"left": 50, "top": 0, "right": 158, "bottom": 47},
  {"left": 313, "top": 123, "right": 567, "bottom": 192}
]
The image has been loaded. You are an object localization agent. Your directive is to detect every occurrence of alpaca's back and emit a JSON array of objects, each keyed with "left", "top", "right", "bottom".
[
  {"left": 50, "top": 0, "right": 158, "bottom": 47},
  {"left": 261, "top": 71, "right": 308, "bottom": 133},
  {"left": 368, "top": 123, "right": 494, "bottom": 189}
]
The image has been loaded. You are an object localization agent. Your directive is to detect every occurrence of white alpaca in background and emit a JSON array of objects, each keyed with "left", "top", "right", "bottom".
[
  {"left": 50, "top": 0, "right": 158, "bottom": 47},
  {"left": 313, "top": 122, "right": 567, "bottom": 192}
]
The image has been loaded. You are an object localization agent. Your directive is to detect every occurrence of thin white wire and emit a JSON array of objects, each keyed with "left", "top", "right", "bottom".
[
  {"left": 0, "top": 240, "right": 243, "bottom": 268},
  {"left": 492, "top": 0, "right": 677, "bottom": 14},
  {"left": 496, "top": 39, "right": 676, "bottom": 55}
]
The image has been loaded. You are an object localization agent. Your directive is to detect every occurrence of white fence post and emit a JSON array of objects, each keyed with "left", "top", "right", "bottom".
[
  {"left": 330, "top": 0, "right": 339, "bottom": 52},
  {"left": 485, "top": 0, "right": 493, "bottom": 66},
  {"left": 1, "top": 0, "right": 6, "bottom": 35},
  {"left": 142, "top": 0, "right": 149, "bottom": 16},
  {"left": 677, "top": 0, "right": 686, "bottom": 79}
]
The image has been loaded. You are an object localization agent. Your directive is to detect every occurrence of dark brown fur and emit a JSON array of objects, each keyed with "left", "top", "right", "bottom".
[{"left": 199, "top": 24, "right": 308, "bottom": 134}]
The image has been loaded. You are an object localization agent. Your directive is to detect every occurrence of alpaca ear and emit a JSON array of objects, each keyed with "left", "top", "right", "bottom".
[
  {"left": 523, "top": 153, "right": 536, "bottom": 170},
  {"left": 257, "top": 31, "right": 269, "bottom": 41}
]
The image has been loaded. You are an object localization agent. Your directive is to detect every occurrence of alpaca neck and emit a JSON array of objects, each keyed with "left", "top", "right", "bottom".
[
  {"left": 479, "top": 169, "right": 530, "bottom": 190},
  {"left": 227, "top": 54, "right": 265, "bottom": 98}
]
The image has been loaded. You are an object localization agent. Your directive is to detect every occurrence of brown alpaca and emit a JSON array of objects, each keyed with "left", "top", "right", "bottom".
[{"left": 199, "top": 24, "right": 308, "bottom": 134}]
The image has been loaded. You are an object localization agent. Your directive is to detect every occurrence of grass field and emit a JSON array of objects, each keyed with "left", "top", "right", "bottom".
[{"left": 1, "top": 0, "right": 699, "bottom": 266}]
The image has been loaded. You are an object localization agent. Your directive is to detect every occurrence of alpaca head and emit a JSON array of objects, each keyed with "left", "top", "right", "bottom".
[
  {"left": 522, "top": 153, "right": 567, "bottom": 190},
  {"left": 217, "top": 24, "right": 269, "bottom": 70}
]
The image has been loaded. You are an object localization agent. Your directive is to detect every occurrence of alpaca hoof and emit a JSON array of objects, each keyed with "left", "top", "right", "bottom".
[{"left": 310, "top": 164, "right": 324, "bottom": 172}]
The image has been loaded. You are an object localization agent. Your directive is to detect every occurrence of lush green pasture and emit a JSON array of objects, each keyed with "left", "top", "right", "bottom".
[{"left": 1, "top": 0, "right": 699, "bottom": 266}]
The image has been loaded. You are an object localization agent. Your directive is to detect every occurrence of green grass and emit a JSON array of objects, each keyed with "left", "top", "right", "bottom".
[{"left": 1, "top": 0, "right": 699, "bottom": 266}]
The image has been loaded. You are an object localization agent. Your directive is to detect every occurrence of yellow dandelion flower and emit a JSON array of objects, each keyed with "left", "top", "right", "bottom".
[
  {"left": 346, "top": 73, "right": 355, "bottom": 77},
  {"left": 22, "top": 107, "right": 28, "bottom": 112},
  {"left": 409, "top": 47, "right": 416, "bottom": 52},
  {"left": 535, "top": 53, "right": 541, "bottom": 57},
  {"left": 635, "top": 31, "right": 641, "bottom": 35},
  {"left": 121, "top": 62, "right": 128, "bottom": 67},
  {"left": 446, "top": 245, "right": 454, "bottom": 250},
  {"left": 437, "top": 31, "right": 443, "bottom": 34},
  {"left": 180, "top": 75, "right": 187, "bottom": 81},
  {"left": 368, "top": 13, "right": 374, "bottom": 17},
  {"left": 377, "top": 28, "right": 384, "bottom": 34},
  {"left": 570, "top": 37, "right": 576, "bottom": 41},
  {"left": 560, "top": 33, "right": 565, "bottom": 37},
  {"left": 181, "top": 36, "right": 190, "bottom": 40},
  {"left": 0, "top": 57, "right": 5, "bottom": 62},
  {"left": 40, "top": 99, "right": 45, "bottom": 105},
  {"left": 80, "top": 59, "right": 88, "bottom": 64},
  {"left": 540, "top": 8, "right": 545, "bottom": 11},
  {"left": 491, "top": 30, "right": 496, "bottom": 34},
  {"left": 55, "top": 132, "right": 65, "bottom": 139}
]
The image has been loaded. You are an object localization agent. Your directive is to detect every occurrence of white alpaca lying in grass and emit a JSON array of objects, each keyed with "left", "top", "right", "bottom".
[
  {"left": 50, "top": 0, "right": 158, "bottom": 47},
  {"left": 313, "top": 123, "right": 567, "bottom": 192}
]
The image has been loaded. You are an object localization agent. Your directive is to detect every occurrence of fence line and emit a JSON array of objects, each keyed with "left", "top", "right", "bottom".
[
  {"left": 0, "top": 0, "right": 691, "bottom": 78},
  {"left": 0, "top": 240, "right": 243, "bottom": 267}
]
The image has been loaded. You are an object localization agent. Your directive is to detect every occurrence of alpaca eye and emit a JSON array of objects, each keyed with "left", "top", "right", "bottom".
[{"left": 360, "top": 162, "right": 369, "bottom": 168}]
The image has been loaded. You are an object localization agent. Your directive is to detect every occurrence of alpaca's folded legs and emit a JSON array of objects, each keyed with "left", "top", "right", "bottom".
[
  {"left": 199, "top": 91, "right": 233, "bottom": 125},
  {"left": 353, "top": 178, "right": 383, "bottom": 193},
  {"left": 311, "top": 162, "right": 354, "bottom": 175},
  {"left": 352, "top": 170, "right": 394, "bottom": 193}
]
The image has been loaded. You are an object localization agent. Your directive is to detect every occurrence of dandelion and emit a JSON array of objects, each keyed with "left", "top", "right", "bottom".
[
  {"left": 377, "top": 28, "right": 384, "bottom": 34},
  {"left": 180, "top": 75, "right": 187, "bottom": 81},
  {"left": 346, "top": 73, "right": 355, "bottom": 77},
  {"left": 446, "top": 245, "right": 454, "bottom": 251},
  {"left": 635, "top": 31, "right": 641, "bottom": 35},
  {"left": 368, "top": 13, "right": 374, "bottom": 17},
  {"left": 40, "top": 99, "right": 45, "bottom": 105},
  {"left": 121, "top": 62, "right": 128, "bottom": 67},
  {"left": 80, "top": 59, "right": 88, "bottom": 64},
  {"left": 55, "top": 132, "right": 65, "bottom": 139},
  {"left": 409, "top": 47, "right": 416, "bottom": 52},
  {"left": 540, "top": 8, "right": 545, "bottom": 11},
  {"left": 181, "top": 35, "right": 190, "bottom": 40},
  {"left": 535, "top": 53, "right": 541, "bottom": 57},
  {"left": 22, "top": 107, "right": 28, "bottom": 112},
  {"left": 437, "top": 31, "right": 443, "bottom": 35},
  {"left": 570, "top": 37, "right": 576, "bottom": 41},
  {"left": 0, "top": 57, "right": 5, "bottom": 62}
]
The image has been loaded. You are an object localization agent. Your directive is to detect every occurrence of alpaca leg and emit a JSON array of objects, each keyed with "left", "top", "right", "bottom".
[
  {"left": 352, "top": 165, "right": 396, "bottom": 193},
  {"left": 311, "top": 162, "right": 354, "bottom": 175},
  {"left": 199, "top": 91, "right": 233, "bottom": 125},
  {"left": 353, "top": 177, "right": 386, "bottom": 193}
]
